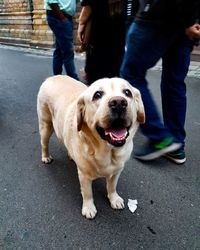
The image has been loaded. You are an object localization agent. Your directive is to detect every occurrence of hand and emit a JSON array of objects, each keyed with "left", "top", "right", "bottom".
[
  {"left": 60, "top": 15, "right": 67, "bottom": 21},
  {"left": 77, "top": 23, "right": 86, "bottom": 44},
  {"left": 185, "top": 24, "right": 200, "bottom": 40},
  {"left": 49, "top": 3, "right": 67, "bottom": 21},
  {"left": 77, "top": 5, "right": 92, "bottom": 45}
]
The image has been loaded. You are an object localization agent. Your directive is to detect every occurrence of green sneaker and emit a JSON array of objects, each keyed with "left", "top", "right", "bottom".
[
  {"left": 165, "top": 148, "right": 186, "bottom": 164},
  {"left": 133, "top": 137, "right": 182, "bottom": 161}
]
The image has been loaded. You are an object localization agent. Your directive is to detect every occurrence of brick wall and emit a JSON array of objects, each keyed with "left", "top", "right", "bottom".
[
  {"left": 0, "top": 0, "right": 81, "bottom": 49},
  {"left": 0, "top": 1, "right": 199, "bottom": 61},
  {"left": 0, "top": 0, "right": 33, "bottom": 46},
  {"left": 30, "top": 0, "right": 53, "bottom": 48}
]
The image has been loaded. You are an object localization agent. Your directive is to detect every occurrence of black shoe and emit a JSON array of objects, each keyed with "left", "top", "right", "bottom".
[
  {"left": 133, "top": 137, "right": 182, "bottom": 161},
  {"left": 164, "top": 148, "right": 186, "bottom": 164}
]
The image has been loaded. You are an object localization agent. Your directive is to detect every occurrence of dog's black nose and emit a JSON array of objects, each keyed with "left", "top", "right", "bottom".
[{"left": 108, "top": 97, "right": 127, "bottom": 113}]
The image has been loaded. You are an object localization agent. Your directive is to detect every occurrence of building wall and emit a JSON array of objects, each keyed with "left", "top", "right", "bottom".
[
  {"left": 0, "top": 0, "right": 34, "bottom": 46},
  {"left": 0, "top": 0, "right": 81, "bottom": 49},
  {"left": 0, "top": 0, "right": 199, "bottom": 60},
  {"left": 31, "top": 0, "right": 53, "bottom": 48}
]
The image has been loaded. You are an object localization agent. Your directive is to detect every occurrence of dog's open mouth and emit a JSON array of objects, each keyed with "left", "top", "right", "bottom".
[{"left": 96, "top": 125, "right": 129, "bottom": 147}]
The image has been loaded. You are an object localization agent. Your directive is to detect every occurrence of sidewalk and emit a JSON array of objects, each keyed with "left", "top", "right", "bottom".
[
  {"left": 153, "top": 60, "right": 200, "bottom": 79},
  {"left": 0, "top": 44, "right": 200, "bottom": 79}
]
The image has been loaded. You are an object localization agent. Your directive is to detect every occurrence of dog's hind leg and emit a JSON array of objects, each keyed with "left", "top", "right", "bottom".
[
  {"left": 38, "top": 102, "right": 54, "bottom": 164},
  {"left": 39, "top": 120, "right": 54, "bottom": 164}
]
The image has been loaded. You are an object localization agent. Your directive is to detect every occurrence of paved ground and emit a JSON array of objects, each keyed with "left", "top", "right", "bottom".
[
  {"left": 1, "top": 44, "right": 200, "bottom": 78},
  {"left": 0, "top": 45, "right": 200, "bottom": 250}
]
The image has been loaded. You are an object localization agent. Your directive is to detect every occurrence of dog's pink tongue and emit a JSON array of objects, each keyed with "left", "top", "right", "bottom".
[{"left": 105, "top": 128, "right": 127, "bottom": 138}]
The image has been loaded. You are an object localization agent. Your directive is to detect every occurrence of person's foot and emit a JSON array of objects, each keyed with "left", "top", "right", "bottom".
[
  {"left": 133, "top": 137, "right": 182, "bottom": 161},
  {"left": 164, "top": 148, "right": 186, "bottom": 164}
]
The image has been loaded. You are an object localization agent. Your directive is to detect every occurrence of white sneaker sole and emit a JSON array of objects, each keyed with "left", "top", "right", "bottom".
[
  {"left": 164, "top": 154, "right": 186, "bottom": 164},
  {"left": 134, "top": 142, "right": 182, "bottom": 161}
]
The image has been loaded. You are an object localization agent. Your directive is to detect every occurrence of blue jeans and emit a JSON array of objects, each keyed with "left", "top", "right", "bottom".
[
  {"left": 47, "top": 14, "right": 79, "bottom": 80},
  {"left": 120, "top": 23, "right": 194, "bottom": 146}
]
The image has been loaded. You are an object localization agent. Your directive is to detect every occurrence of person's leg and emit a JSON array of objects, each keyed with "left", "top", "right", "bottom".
[
  {"left": 88, "top": 47, "right": 123, "bottom": 80},
  {"left": 60, "top": 19, "right": 79, "bottom": 80},
  {"left": 161, "top": 35, "right": 194, "bottom": 146},
  {"left": 120, "top": 23, "right": 178, "bottom": 141},
  {"left": 105, "top": 46, "right": 125, "bottom": 78},
  {"left": 47, "top": 15, "right": 63, "bottom": 75},
  {"left": 120, "top": 23, "right": 181, "bottom": 160},
  {"left": 47, "top": 15, "right": 79, "bottom": 80},
  {"left": 85, "top": 47, "right": 103, "bottom": 84},
  {"left": 52, "top": 40, "right": 63, "bottom": 75}
]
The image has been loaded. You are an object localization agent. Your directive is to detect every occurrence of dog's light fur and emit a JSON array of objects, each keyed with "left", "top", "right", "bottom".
[{"left": 37, "top": 75, "right": 145, "bottom": 219}]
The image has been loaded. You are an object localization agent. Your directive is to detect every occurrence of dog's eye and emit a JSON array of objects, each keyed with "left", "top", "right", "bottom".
[
  {"left": 123, "top": 89, "right": 132, "bottom": 98},
  {"left": 92, "top": 91, "right": 104, "bottom": 101}
]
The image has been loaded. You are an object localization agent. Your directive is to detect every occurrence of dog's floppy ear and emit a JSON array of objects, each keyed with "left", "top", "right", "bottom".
[
  {"left": 134, "top": 89, "right": 145, "bottom": 124},
  {"left": 77, "top": 96, "right": 85, "bottom": 131}
]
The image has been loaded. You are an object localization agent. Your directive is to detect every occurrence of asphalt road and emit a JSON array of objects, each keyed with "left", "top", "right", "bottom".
[{"left": 0, "top": 46, "right": 200, "bottom": 250}]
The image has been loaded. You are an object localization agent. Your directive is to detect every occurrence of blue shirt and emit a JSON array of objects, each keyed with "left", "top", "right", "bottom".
[{"left": 44, "top": 0, "right": 76, "bottom": 16}]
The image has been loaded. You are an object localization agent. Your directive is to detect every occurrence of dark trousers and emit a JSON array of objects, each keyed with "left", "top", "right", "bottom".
[
  {"left": 120, "top": 23, "right": 194, "bottom": 147},
  {"left": 85, "top": 45, "right": 125, "bottom": 84},
  {"left": 47, "top": 13, "right": 78, "bottom": 80}
]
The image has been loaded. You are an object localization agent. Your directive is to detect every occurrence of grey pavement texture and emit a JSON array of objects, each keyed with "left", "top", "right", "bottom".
[{"left": 0, "top": 45, "right": 200, "bottom": 250}]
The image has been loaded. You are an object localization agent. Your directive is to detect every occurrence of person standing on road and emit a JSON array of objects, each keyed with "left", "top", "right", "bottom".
[
  {"left": 44, "top": 0, "right": 79, "bottom": 80},
  {"left": 120, "top": 0, "right": 200, "bottom": 164},
  {"left": 77, "top": 0, "right": 128, "bottom": 85}
]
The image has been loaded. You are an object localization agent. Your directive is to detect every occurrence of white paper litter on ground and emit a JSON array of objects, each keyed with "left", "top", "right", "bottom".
[{"left": 128, "top": 199, "right": 138, "bottom": 213}]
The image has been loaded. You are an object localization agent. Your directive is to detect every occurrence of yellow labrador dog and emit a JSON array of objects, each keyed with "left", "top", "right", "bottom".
[{"left": 37, "top": 75, "right": 145, "bottom": 219}]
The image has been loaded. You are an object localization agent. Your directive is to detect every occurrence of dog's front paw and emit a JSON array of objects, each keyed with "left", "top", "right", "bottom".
[
  {"left": 109, "top": 193, "right": 125, "bottom": 209},
  {"left": 82, "top": 201, "right": 97, "bottom": 219},
  {"left": 42, "top": 155, "right": 53, "bottom": 164}
]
